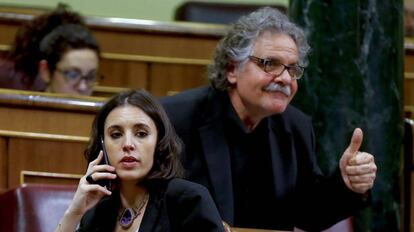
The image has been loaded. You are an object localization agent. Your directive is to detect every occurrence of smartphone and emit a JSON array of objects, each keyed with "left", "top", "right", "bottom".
[{"left": 97, "top": 136, "right": 113, "bottom": 190}]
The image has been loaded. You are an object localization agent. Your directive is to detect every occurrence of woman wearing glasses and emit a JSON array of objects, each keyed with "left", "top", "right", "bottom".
[
  {"left": 38, "top": 23, "right": 100, "bottom": 96},
  {"left": 0, "top": 4, "right": 100, "bottom": 96}
]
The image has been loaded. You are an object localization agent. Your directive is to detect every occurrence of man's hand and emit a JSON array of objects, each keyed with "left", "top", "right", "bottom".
[{"left": 339, "top": 128, "right": 377, "bottom": 194}]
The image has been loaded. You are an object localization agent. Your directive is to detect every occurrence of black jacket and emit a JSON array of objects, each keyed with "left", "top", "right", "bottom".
[
  {"left": 161, "top": 86, "right": 366, "bottom": 231},
  {"left": 77, "top": 178, "right": 225, "bottom": 232}
]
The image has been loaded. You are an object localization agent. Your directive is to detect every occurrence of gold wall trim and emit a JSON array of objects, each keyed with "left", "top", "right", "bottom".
[
  {"left": 0, "top": 129, "right": 89, "bottom": 142},
  {"left": 0, "top": 5, "right": 49, "bottom": 15},
  {"left": 0, "top": 44, "right": 9, "bottom": 51},
  {"left": 406, "top": 38, "right": 414, "bottom": 50},
  {"left": 93, "top": 85, "right": 131, "bottom": 93},
  {"left": 20, "top": 170, "right": 83, "bottom": 184},
  {"left": 406, "top": 72, "right": 414, "bottom": 79}
]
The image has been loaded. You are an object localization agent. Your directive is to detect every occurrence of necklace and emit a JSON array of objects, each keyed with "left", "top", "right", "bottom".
[{"left": 118, "top": 192, "right": 149, "bottom": 229}]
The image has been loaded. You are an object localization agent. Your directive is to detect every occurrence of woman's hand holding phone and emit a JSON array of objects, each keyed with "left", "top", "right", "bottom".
[
  {"left": 56, "top": 152, "right": 116, "bottom": 232},
  {"left": 67, "top": 151, "right": 117, "bottom": 217}
]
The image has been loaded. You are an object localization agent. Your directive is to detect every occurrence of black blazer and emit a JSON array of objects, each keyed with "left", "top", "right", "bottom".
[
  {"left": 77, "top": 178, "right": 225, "bottom": 232},
  {"left": 161, "top": 86, "right": 366, "bottom": 231}
]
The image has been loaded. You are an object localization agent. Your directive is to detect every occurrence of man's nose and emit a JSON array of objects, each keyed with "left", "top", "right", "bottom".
[{"left": 273, "top": 69, "right": 292, "bottom": 84}]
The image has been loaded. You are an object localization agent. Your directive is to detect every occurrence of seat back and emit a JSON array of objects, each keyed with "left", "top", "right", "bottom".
[
  {"left": 174, "top": 1, "right": 287, "bottom": 24},
  {"left": 0, "top": 184, "right": 76, "bottom": 232}
]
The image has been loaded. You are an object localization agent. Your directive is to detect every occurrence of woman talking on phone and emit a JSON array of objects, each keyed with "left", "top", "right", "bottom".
[{"left": 56, "top": 90, "right": 225, "bottom": 232}]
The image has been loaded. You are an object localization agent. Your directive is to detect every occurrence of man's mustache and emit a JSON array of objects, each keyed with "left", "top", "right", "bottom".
[{"left": 263, "top": 83, "right": 291, "bottom": 96}]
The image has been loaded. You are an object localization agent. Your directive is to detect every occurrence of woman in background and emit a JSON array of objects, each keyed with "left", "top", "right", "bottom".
[
  {"left": 56, "top": 90, "right": 225, "bottom": 232},
  {"left": 0, "top": 4, "right": 100, "bottom": 96}
]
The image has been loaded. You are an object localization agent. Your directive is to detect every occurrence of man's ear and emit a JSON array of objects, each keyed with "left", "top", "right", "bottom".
[
  {"left": 226, "top": 62, "right": 238, "bottom": 84},
  {"left": 38, "top": 60, "right": 51, "bottom": 84}
]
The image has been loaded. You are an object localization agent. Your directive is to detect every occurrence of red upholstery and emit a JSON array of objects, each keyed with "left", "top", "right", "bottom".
[{"left": 0, "top": 184, "right": 76, "bottom": 232}]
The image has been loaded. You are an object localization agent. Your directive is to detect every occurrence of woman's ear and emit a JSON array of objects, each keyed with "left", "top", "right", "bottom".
[{"left": 38, "top": 60, "right": 51, "bottom": 84}]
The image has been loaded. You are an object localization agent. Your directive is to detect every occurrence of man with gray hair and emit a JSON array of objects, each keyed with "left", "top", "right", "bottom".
[{"left": 162, "top": 7, "right": 376, "bottom": 231}]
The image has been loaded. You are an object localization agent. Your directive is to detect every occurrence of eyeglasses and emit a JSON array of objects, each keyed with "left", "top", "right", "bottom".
[
  {"left": 55, "top": 68, "right": 97, "bottom": 87},
  {"left": 248, "top": 56, "right": 304, "bottom": 80}
]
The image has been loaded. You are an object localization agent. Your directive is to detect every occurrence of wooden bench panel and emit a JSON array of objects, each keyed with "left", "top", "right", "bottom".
[
  {"left": 21, "top": 171, "right": 82, "bottom": 186},
  {"left": 150, "top": 63, "right": 208, "bottom": 97},
  {"left": 0, "top": 20, "right": 19, "bottom": 45},
  {"left": 99, "top": 58, "right": 148, "bottom": 88},
  {"left": 0, "top": 90, "right": 104, "bottom": 190},
  {"left": 406, "top": 50, "right": 414, "bottom": 73},
  {"left": 0, "top": 107, "right": 95, "bottom": 136},
  {"left": 92, "top": 28, "right": 218, "bottom": 59},
  {"left": 0, "top": 12, "right": 224, "bottom": 96},
  {"left": 6, "top": 134, "right": 88, "bottom": 189},
  {"left": 0, "top": 89, "right": 104, "bottom": 136}
]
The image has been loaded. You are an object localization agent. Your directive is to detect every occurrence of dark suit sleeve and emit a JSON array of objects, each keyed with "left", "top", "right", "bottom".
[
  {"left": 165, "top": 179, "right": 225, "bottom": 232},
  {"left": 288, "top": 110, "right": 369, "bottom": 231}
]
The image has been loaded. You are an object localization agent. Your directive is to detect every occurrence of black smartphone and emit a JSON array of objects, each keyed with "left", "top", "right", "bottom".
[{"left": 97, "top": 136, "right": 113, "bottom": 190}]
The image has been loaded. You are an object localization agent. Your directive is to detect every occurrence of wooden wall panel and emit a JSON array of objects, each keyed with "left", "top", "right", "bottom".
[
  {"left": 0, "top": 21, "right": 18, "bottom": 45},
  {"left": 7, "top": 138, "right": 87, "bottom": 188},
  {"left": 406, "top": 53, "right": 414, "bottom": 73},
  {"left": 406, "top": 75, "right": 414, "bottom": 108},
  {"left": 149, "top": 63, "right": 209, "bottom": 96},
  {"left": 91, "top": 29, "right": 217, "bottom": 59},
  {"left": 99, "top": 59, "right": 148, "bottom": 88},
  {"left": 22, "top": 174, "right": 81, "bottom": 186},
  {"left": 0, "top": 12, "right": 222, "bottom": 96},
  {"left": 0, "top": 107, "right": 95, "bottom": 136},
  {"left": 406, "top": 49, "right": 414, "bottom": 112},
  {"left": 0, "top": 90, "right": 102, "bottom": 189}
]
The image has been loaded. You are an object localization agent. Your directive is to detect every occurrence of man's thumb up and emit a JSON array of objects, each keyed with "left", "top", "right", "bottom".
[{"left": 339, "top": 128, "right": 376, "bottom": 194}]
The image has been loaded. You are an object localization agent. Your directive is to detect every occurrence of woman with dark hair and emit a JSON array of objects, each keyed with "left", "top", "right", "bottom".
[
  {"left": 0, "top": 3, "right": 100, "bottom": 96},
  {"left": 56, "top": 90, "right": 225, "bottom": 232},
  {"left": 37, "top": 23, "right": 100, "bottom": 96}
]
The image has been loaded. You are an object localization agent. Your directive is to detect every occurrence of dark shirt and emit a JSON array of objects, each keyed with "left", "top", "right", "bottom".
[{"left": 224, "top": 96, "right": 277, "bottom": 229}]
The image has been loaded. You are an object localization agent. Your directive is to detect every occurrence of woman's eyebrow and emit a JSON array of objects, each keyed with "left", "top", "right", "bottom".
[
  {"left": 106, "top": 125, "right": 122, "bottom": 131},
  {"left": 133, "top": 123, "right": 151, "bottom": 130}
]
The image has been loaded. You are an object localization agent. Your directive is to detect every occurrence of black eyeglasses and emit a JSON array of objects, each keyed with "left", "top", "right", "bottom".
[
  {"left": 248, "top": 56, "right": 304, "bottom": 80},
  {"left": 55, "top": 68, "right": 98, "bottom": 87}
]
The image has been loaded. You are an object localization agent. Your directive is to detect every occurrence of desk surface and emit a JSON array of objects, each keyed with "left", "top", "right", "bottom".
[{"left": 0, "top": 11, "right": 227, "bottom": 38}]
